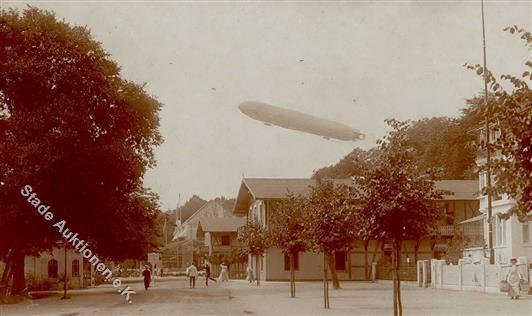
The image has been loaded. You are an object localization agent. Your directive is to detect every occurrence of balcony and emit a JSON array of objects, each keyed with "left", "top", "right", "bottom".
[{"left": 438, "top": 225, "right": 455, "bottom": 237}]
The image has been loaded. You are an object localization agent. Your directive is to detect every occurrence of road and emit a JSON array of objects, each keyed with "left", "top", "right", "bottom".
[{"left": 0, "top": 277, "right": 530, "bottom": 315}]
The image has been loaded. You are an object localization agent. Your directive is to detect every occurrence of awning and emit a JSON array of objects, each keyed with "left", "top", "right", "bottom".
[{"left": 460, "top": 214, "right": 485, "bottom": 224}]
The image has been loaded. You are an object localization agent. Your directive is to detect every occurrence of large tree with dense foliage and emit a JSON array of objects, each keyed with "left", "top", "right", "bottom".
[
  {"left": 354, "top": 119, "right": 441, "bottom": 316},
  {"left": 0, "top": 7, "right": 162, "bottom": 296},
  {"left": 305, "top": 180, "right": 360, "bottom": 308},
  {"left": 312, "top": 148, "right": 380, "bottom": 180},
  {"left": 312, "top": 116, "right": 479, "bottom": 181},
  {"left": 465, "top": 26, "right": 531, "bottom": 220},
  {"left": 269, "top": 193, "right": 309, "bottom": 298}
]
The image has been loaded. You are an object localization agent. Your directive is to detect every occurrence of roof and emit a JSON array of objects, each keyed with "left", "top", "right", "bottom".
[
  {"left": 233, "top": 178, "right": 352, "bottom": 213},
  {"left": 183, "top": 201, "right": 224, "bottom": 225},
  {"left": 233, "top": 178, "right": 479, "bottom": 214},
  {"left": 460, "top": 214, "right": 485, "bottom": 224},
  {"left": 163, "top": 238, "right": 204, "bottom": 250},
  {"left": 198, "top": 217, "right": 247, "bottom": 233},
  {"left": 434, "top": 180, "right": 478, "bottom": 201}
]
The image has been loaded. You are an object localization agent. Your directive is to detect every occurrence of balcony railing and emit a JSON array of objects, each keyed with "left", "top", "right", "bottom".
[{"left": 438, "top": 225, "right": 455, "bottom": 236}]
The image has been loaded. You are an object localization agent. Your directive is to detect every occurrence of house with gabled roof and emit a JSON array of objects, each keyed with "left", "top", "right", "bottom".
[
  {"left": 197, "top": 217, "right": 247, "bottom": 278},
  {"left": 233, "top": 177, "right": 480, "bottom": 281},
  {"left": 163, "top": 201, "right": 233, "bottom": 270}
]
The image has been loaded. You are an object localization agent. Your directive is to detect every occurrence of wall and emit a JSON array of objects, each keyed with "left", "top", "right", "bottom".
[
  {"left": 24, "top": 247, "right": 86, "bottom": 289},
  {"left": 263, "top": 248, "right": 353, "bottom": 281},
  {"left": 257, "top": 239, "right": 438, "bottom": 282},
  {"left": 431, "top": 257, "right": 529, "bottom": 294}
]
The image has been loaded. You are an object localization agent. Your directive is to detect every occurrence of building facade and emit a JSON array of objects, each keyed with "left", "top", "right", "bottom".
[
  {"left": 233, "top": 178, "right": 480, "bottom": 281},
  {"left": 197, "top": 217, "right": 247, "bottom": 278},
  {"left": 164, "top": 201, "right": 232, "bottom": 270},
  {"left": 23, "top": 247, "right": 91, "bottom": 290},
  {"left": 470, "top": 127, "right": 532, "bottom": 264}
]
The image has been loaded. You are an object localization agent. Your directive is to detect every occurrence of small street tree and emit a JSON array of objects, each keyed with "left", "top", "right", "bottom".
[
  {"left": 237, "top": 221, "right": 270, "bottom": 286},
  {"left": 269, "top": 193, "right": 308, "bottom": 297},
  {"left": 355, "top": 119, "right": 441, "bottom": 316},
  {"left": 305, "top": 181, "right": 360, "bottom": 309}
]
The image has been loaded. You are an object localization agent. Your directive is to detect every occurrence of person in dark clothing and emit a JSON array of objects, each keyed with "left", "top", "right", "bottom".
[
  {"left": 142, "top": 265, "right": 151, "bottom": 291},
  {"left": 204, "top": 263, "right": 217, "bottom": 286}
]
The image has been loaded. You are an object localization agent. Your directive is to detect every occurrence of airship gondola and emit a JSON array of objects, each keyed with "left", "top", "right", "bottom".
[{"left": 238, "top": 101, "right": 365, "bottom": 142}]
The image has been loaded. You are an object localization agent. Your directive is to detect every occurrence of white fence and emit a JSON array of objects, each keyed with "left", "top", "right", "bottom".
[{"left": 426, "top": 257, "right": 530, "bottom": 294}]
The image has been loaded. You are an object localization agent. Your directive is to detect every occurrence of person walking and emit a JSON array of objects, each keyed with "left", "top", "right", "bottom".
[
  {"left": 186, "top": 262, "right": 198, "bottom": 289},
  {"left": 204, "top": 262, "right": 217, "bottom": 286},
  {"left": 506, "top": 258, "right": 523, "bottom": 299},
  {"left": 218, "top": 262, "right": 230, "bottom": 282},
  {"left": 142, "top": 265, "right": 151, "bottom": 291},
  {"left": 245, "top": 264, "right": 255, "bottom": 283}
]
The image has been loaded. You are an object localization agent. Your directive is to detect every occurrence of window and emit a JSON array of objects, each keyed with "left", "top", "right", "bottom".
[
  {"left": 523, "top": 222, "right": 530, "bottom": 244},
  {"left": 479, "top": 172, "right": 487, "bottom": 194},
  {"left": 72, "top": 259, "right": 80, "bottom": 277},
  {"left": 495, "top": 216, "right": 506, "bottom": 246},
  {"left": 221, "top": 235, "right": 230, "bottom": 246},
  {"left": 284, "top": 252, "right": 300, "bottom": 271},
  {"left": 48, "top": 259, "right": 58, "bottom": 278},
  {"left": 335, "top": 251, "right": 347, "bottom": 271},
  {"left": 443, "top": 202, "right": 454, "bottom": 225},
  {"left": 177, "top": 246, "right": 183, "bottom": 268}
]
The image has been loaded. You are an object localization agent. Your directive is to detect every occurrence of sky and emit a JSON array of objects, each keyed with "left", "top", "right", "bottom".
[{"left": 2, "top": 0, "right": 530, "bottom": 210}]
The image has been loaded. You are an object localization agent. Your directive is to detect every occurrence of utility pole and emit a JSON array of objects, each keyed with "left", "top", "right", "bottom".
[{"left": 481, "top": 0, "right": 495, "bottom": 264}]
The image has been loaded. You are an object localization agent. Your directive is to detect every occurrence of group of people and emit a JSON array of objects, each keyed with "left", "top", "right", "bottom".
[
  {"left": 185, "top": 262, "right": 231, "bottom": 288},
  {"left": 141, "top": 262, "right": 235, "bottom": 291}
]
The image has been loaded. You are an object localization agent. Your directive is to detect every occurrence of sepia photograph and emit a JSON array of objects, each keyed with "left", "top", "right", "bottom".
[{"left": 0, "top": 0, "right": 530, "bottom": 315}]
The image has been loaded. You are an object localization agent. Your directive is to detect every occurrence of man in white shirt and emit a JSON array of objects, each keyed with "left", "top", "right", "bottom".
[{"left": 186, "top": 263, "right": 198, "bottom": 289}]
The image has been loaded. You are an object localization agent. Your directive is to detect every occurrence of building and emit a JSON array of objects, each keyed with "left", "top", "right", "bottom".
[
  {"left": 233, "top": 178, "right": 479, "bottom": 281},
  {"left": 197, "top": 216, "right": 247, "bottom": 278},
  {"left": 464, "top": 126, "right": 532, "bottom": 264},
  {"left": 162, "top": 201, "right": 234, "bottom": 270}
]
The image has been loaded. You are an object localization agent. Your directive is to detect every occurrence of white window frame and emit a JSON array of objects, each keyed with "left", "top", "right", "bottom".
[
  {"left": 523, "top": 221, "right": 530, "bottom": 244},
  {"left": 495, "top": 216, "right": 506, "bottom": 247}
]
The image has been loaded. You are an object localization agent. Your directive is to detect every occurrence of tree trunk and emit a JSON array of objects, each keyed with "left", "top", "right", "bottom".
[
  {"left": 414, "top": 239, "right": 420, "bottom": 264},
  {"left": 392, "top": 243, "right": 398, "bottom": 316},
  {"left": 289, "top": 252, "right": 295, "bottom": 298},
  {"left": 328, "top": 252, "right": 340, "bottom": 289},
  {"left": 367, "top": 239, "right": 381, "bottom": 280},
  {"left": 255, "top": 255, "right": 260, "bottom": 286},
  {"left": 0, "top": 249, "right": 13, "bottom": 302},
  {"left": 6, "top": 250, "right": 25, "bottom": 296},
  {"left": 396, "top": 240, "right": 403, "bottom": 316},
  {"left": 323, "top": 253, "right": 330, "bottom": 309},
  {"left": 364, "top": 240, "right": 369, "bottom": 281}
]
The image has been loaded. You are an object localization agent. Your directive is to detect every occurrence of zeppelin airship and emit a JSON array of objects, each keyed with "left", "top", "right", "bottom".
[{"left": 238, "top": 101, "right": 365, "bottom": 141}]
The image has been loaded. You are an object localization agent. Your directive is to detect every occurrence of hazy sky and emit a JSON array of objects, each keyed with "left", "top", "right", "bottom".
[{"left": 3, "top": 0, "right": 530, "bottom": 210}]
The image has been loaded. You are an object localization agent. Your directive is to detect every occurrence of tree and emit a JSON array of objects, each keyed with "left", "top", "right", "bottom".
[
  {"left": 312, "top": 148, "right": 380, "bottom": 180},
  {"left": 355, "top": 119, "right": 441, "bottom": 316},
  {"left": 269, "top": 193, "right": 308, "bottom": 298},
  {"left": 464, "top": 25, "right": 531, "bottom": 220},
  {"left": 305, "top": 180, "right": 360, "bottom": 308},
  {"left": 406, "top": 117, "right": 478, "bottom": 180},
  {"left": 237, "top": 221, "right": 270, "bottom": 286},
  {"left": 176, "top": 195, "right": 207, "bottom": 222},
  {"left": 313, "top": 116, "right": 480, "bottom": 182},
  {"left": 0, "top": 7, "right": 162, "bottom": 297}
]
